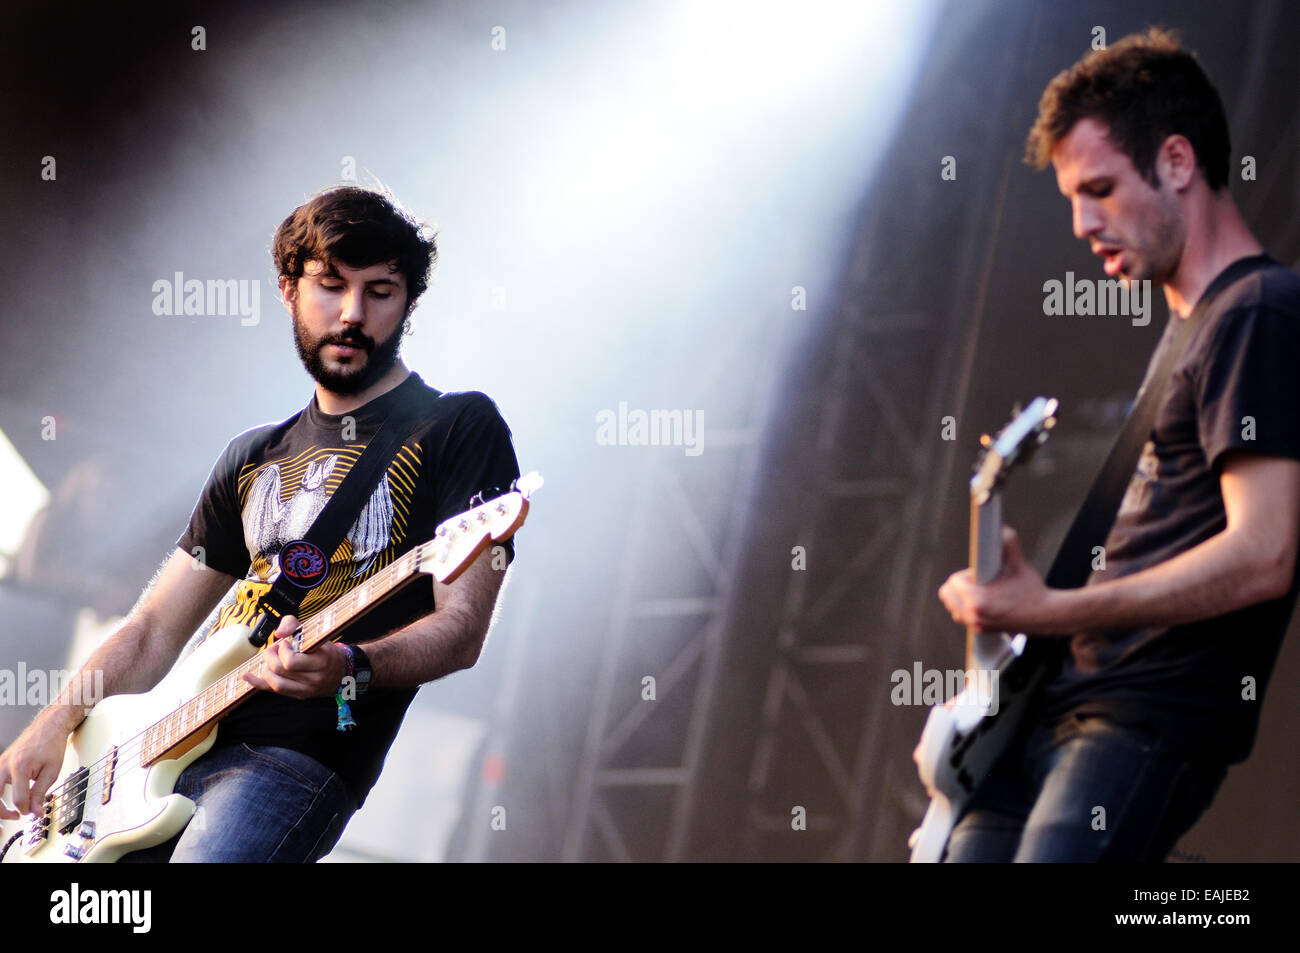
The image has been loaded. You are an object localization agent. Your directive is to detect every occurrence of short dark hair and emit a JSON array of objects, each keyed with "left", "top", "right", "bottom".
[
  {"left": 1025, "top": 27, "right": 1231, "bottom": 191},
  {"left": 272, "top": 184, "right": 437, "bottom": 311}
]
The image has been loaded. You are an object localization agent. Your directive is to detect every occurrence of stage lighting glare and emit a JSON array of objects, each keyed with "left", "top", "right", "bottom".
[{"left": 0, "top": 427, "right": 51, "bottom": 561}]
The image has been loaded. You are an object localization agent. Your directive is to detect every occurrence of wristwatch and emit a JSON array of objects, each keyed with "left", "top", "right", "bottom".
[{"left": 350, "top": 644, "right": 373, "bottom": 697}]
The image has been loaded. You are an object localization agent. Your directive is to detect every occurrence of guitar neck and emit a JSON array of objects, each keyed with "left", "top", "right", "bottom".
[
  {"left": 140, "top": 540, "right": 433, "bottom": 765},
  {"left": 965, "top": 490, "right": 1003, "bottom": 672},
  {"left": 135, "top": 474, "right": 537, "bottom": 768}
]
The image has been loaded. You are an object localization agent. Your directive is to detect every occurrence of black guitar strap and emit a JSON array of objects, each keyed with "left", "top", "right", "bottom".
[
  {"left": 1042, "top": 254, "right": 1278, "bottom": 595},
  {"left": 247, "top": 392, "right": 426, "bottom": 647}
]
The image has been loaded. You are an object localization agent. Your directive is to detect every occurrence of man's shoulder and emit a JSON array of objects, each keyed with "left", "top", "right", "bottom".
[
  {"left": 1195, "top": 260, "right": 1300, "bottom": 356},
  {"left": 1215, "top": 259, "right": 1300, "bottom": 316},
  {"left": 219, "top": 409, "right": 309, "bottom": 467},
  {"left": 412, "top": 384, "right": 512, "bottom": 435}
]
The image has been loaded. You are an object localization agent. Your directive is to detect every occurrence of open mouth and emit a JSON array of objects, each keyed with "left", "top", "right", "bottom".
[{"left": 1100, "top": 248, "right": 1124, "bottom": 277}]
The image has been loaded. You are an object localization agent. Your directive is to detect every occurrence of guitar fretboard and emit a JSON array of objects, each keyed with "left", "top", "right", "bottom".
[{"left": 138, "top": 540, "right": 434, "bottom": 765}]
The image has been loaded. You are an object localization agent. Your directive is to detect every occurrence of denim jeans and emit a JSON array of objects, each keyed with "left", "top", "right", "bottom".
[
  {"left": 118, "top": 743, "right": 357, "bottom": 863},
  {"left": 943, "top": 712, "right": 1226, "bottom": 862}
]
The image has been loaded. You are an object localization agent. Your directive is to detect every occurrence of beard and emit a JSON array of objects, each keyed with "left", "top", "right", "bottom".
[
  {"left": 291, "top": 303, "right": 407, "bottom": 397},
  {"left": 1123, "top": 178, "right": 1185, "bottom": 285}
]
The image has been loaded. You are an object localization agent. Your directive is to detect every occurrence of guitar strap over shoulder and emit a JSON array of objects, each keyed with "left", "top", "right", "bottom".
[
  {"left": 1042, "top": 255, "right": 1277, "bottom": 595},
  {"left": 246, "top": 394, "right": 426, "bottom": 647}
]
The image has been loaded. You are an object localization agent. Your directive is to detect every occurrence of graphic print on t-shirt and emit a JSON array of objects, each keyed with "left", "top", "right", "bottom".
[
  {"left": 1115, "top": 439, "right": 1159, "bottom": 520},
  {"left": 243, "top": 453, "right": 393, "bottom": 578},
  {"left": 210, "top": 442, "right": 423, "bottom": 635}
]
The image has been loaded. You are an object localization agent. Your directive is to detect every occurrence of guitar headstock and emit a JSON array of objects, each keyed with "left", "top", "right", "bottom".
[
  {"left": 970, "top": 397, "right": 1058, "bottom": 505},
  {"left": 416, "top": 471, "right": 543, "bottom": 584}
]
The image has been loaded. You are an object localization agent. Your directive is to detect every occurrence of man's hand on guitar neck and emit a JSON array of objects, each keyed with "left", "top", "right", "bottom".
[
  {"left": 939, "top": 453, "right": 1300, "bottom": 637},
  {"left": 242, "top": 542, "right": 508, "bottom": 697},
  {"left": 243, "top": 615, "right": 350, "bottom": 699},
  {"left": 939, "top": 526, "right": 1063, "bottom": 634}
]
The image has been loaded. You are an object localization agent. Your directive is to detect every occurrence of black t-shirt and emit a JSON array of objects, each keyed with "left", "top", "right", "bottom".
[
  {"left": 176, "top": 371, "right": 520, "bottom": 805},
  {"left": 1040, "top": 255, "right": 1300, "bottom": 765}
]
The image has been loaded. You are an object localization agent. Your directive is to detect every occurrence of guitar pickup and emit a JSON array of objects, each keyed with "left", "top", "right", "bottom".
[{"left": 54, "top": 767, "right": 88, "bottom": 835}]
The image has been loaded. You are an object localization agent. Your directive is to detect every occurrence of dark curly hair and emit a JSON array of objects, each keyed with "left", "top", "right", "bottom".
[
  {"left": 1025, "top": 27, "right": 1230, "bottom": 192},
  {"left": 272, "top": 184, "right": 437, "bottom": 312}
]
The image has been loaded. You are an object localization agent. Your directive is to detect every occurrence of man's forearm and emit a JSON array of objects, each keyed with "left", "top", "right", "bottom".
[
  {"left": 1037, "top": 526, "right": 1291, "bottom": 634},
  {"left": 356, "top": 549, "right": 507, "bottom": 690},
  {"left": 359, "top": 602, "right": 487, "bottom": 688}
]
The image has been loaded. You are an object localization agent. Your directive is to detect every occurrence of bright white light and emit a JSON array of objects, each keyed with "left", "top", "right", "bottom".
[
  {"left": 0, "top": 427, "right": 50, "bottom": 557},
  {"left": 497, "top": 0, "right": 941, "bottom": 263},
  {"left": 668, "top": 0, "right": 900, "bottom": 115}
]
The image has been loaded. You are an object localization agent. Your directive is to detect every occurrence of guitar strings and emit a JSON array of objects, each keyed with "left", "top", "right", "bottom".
[
  {"left": 42, "top": 616, "right": 332, "bottom": 813},
  {"left": 33, "top": 504, "right": 508, "bottom": 832},
  {"left": 21, "top": 502, "right": 518, "bottom": 846},
  {"left": 36, "top": 541, "right": 440, "bottom": 817},
  {"left": 41, "top": 636, "right": 301, "bottom": 812},
  {"left": 46, "top": 605, "right": 336, "bottom": 805}
]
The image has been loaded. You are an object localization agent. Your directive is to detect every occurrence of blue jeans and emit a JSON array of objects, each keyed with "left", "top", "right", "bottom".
[
  {"left": 944, "top": 713, "right": 1226, "bottom": 862},
  {"left": 118, "top": 743, "right": 357, "bottom": 863}
]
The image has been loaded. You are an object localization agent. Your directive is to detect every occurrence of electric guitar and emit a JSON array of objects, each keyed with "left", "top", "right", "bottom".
[
  {"left": 0, "top": 472, "right": 543, "bottom": 863},
  {"left": 908, "top": 399, "right": 1056, "bottom": 862}
]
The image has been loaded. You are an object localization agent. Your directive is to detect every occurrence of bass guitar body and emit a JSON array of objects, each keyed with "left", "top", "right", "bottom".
[
  {"left": 1, "top": 624, "right": 256, "bottom": 863},
  {"left": 909, "top": 647, "right": 1043, "bottom": 862}
]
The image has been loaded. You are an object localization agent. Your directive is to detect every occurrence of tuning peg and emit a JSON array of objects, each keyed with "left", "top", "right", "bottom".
[
  {"left": 979, "top": 434, "right": 992, "bottom": 448},
  {"left": 514, "top": 472, "right": 544, "bottom": 499}
]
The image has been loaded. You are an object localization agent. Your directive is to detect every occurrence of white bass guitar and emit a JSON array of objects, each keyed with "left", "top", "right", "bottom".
[{"left": 0, "top": 473, "right": 542, "bottom": 863}]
